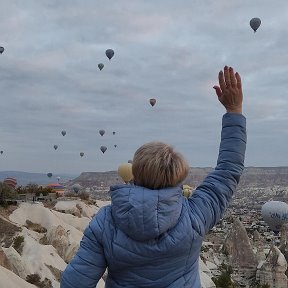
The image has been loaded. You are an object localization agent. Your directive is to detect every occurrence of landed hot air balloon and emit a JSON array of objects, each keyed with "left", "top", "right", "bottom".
[
  {"left": 99, "top": 129, "right": 105, "bottom": 136},
  {"left": 250, "top": 18, "right": 261, "bottom": 32},
  {"left": 80, "top": 152, "right": 84, "bottom": 157},
  {"left": 118, "top": 163, "right": 133, "bottom": 183},
  {"left": 98, "top": 63, "right": 104, "bottom": 71},
  {"left": 47, "top": 183, "right": 65, "bottom": 195},
  {"left": 0, "top": 47, "right": 4, "bottom": 54},
  {"left": 61, "top": 130, "right": 66, "bottom": 136},
  {"left": 261, "top": 201, "right": 288, "bottom": 232},
  {"left": 3, "top": 177, "right": 17, "bottom": 189},
  {"left": 47, "top": 173, "right": 53, "bottom": 178},
  {"left": 54, "top": 145, "right": 58, "bottom": 150},
  {"left": 0, "top": 151, "right": 3, "bottom": 154},
  {"left": 149, "top": 98, "right": 156, "bottom": 107},
  {"left": 73, "top": 184, "right": 81, "bottom": 193},
  {"left": 100, "top": 146, "right": 107, "bottom": 154}
]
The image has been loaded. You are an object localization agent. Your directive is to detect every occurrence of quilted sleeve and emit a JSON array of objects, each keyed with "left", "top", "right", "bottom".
[
  {"left": 188, "top": 113, "right": 246, "bottom": 235},
  {"left": 60, "top": 207, "right": 108, "bottom": 288}
]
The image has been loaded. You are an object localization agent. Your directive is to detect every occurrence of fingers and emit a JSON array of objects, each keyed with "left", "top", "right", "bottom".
[
  {"left": 213, "top": 86, "right": 222, "bottom": 98},
  {"left": 229, "top": 67, "right": 236, "bottom": 88},
  {"left": 224, "top": 66, "right": 231, "bottom": 87},
  {"left": 218, "top": 71, "right": 226, "bottom": 91},
  {"left": 235, "top": 72, "right": 242, "bottom": 89}
]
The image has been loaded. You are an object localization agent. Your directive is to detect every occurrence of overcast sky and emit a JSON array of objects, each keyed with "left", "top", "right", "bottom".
[{"left": 0, "top": 0, "right": 288, "bottom": 174}]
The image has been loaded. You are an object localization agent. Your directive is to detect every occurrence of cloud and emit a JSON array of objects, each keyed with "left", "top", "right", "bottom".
[{"left": 0, "top": 0, "right": 288, "bottom": 173}]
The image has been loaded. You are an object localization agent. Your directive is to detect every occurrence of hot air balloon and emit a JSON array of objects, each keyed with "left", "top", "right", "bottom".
[
  {"left": 47, "top": 183, "right": 65, "bottom": 195},
  {"left": 100, "top": 146, "right": 107, "bottom": 154},
  {"left": 57, "top": 176, "right": 60, "bottom": 183},
  {"left": 54, "top": 145, "right": 58, "bottom": 150},
  {"left": 0, "top": 47, "right": 4, "bottom": 54},
  {"left": 113, "top": 132, "right": 116, "bottom": 135},
  {"left": 118, "top": 163, "right": 133, "bottom": 183},
  {"left": 0, "top": 151, "right": 3, "bottom": 154},
  {"left": 61, "top": 130, "right": 66, "bottom": 136},
  {"left": 80, "top": 152, "right": 84, "bottom": 157},
  {"left": 261, "top": 201, "right": 288, "bottom": 232},
  {"left": 47, "top": 173, "right": 53, "bottom": 178},
  {"left": 98, "top": 63, "right": 104, "bottom": 71},
  {"left": 105, "top": 49, "right": 114, "bottom": 60},
  {"left": 182, "top": 184, "right": 192, "bottom": 198},
  {"left": 149, "top": 98, "right": 156, "bottom": 107},
  {"left": 128, "top": 160, "right": 133, "bottom": 164},
  {"left": 99, "top": 129, "right": 105, "bottom": 136},
  {"left": 73, "top": 184, "right": 81, "bottom": 193},
  {"left": 250, "top": 18, "right": 261, "bottom": 32},
  {"left": 3, "top": 177, "right": 17, "bottom": 189},
  {"left": 114, "top": 144, "right": 117, "bottom": 148}
]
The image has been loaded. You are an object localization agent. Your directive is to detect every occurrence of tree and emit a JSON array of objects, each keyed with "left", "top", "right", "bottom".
[
  {"left": 212, "top": 264, "right": 235, "bottom": 288},
  {"left": 0, "top": 182, "right": 17, "bottom": 206}
]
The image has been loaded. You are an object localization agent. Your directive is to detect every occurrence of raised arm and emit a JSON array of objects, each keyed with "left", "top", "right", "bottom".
[
  {"left": 188, "top": 66, "right": 246, "bottom": 235},
  {"left": 60, "top": 207, "right": 107, "bottom": 288}
]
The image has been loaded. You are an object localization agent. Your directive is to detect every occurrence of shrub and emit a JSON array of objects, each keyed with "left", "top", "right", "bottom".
[
  {"left": 26, "top": 274, "right": 41, "bottom": 284},
  {"left": 78, "top": 192, "right": 89, "bottom": 200},
  {"left": 26, "top": 274, "right": 52, "bottom": 288},
  {"left": 25, "top": 220, "right": 47, "bottom": 233},
  {"left": 13, "top": 235, "right": 24, "bottom": 254}
]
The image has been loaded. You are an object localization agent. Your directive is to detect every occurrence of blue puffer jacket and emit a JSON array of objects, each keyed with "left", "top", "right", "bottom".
[{"left": 61, "top": 113, "right": 246, "bottom": 288}]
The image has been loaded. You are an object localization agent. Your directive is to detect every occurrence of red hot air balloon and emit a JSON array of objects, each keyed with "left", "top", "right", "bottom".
[
  {"left": 3, "top": 177, "right": 17, "bottom": 189},
  {"left": 149, "top": 98, "right": 156, "bottom": 107}
]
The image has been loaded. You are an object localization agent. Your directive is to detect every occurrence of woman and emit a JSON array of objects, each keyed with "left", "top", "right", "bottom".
[{"left": 61, "top": 66, "right": 246, "bottom": 288}]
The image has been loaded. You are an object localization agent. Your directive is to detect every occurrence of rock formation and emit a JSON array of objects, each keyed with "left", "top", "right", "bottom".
[
  {"left": 223, "top": 218, "right": 258, "bottom": 285},
  {"left": 256, "top": 245, "right": 288, "bottom": 288},
  {"left": 224, "top": 218, "right": 258, "bottom": 269},
  {"left": 253, "top": 230, "right": 266, "bottom": 262},
  {"left": 279, "top": 223, "right": 288, "bottom": 262}
]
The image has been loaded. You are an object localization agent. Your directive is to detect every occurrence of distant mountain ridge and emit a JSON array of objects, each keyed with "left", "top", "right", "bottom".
[
  {"left": 66, "top": 167, "right": 288, "bottom": 201},
  {"left": 2, "top": 167, "right": 288, "bottom": 200},
  {"left": 0, "top": 171, "right": 79, "bottom": 186}
]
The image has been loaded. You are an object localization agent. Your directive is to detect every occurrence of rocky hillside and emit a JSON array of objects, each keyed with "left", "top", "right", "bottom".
[
  {"left": 0, "top": 200, "right": 108, "bottom": 288},
  {"left": 0, "top": 200, "right": 216, "bottom": 288}
]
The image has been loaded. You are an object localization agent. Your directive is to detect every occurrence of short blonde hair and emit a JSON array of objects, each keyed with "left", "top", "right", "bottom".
[{"left": 132, "top": 142, "right": 189, "bottom": 190}]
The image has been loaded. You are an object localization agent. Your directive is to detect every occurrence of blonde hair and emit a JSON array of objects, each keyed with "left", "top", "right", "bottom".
[{"left": 132, "top": 142, "right": 189, "bottom": 190}]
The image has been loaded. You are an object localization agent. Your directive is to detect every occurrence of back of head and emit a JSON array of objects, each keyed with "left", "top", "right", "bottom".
[{"left": 132, "top": 142, "right": 189, "bottom": 190}]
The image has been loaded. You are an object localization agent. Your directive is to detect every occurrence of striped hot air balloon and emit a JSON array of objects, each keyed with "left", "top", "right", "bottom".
[{"left": 3, "top": 177, "right": 17, "bottom": 189}]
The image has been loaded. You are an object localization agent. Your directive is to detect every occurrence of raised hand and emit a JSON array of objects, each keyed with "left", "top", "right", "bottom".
[{"left": 213, "top": 66, "right": 243, "bottom": 114}]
